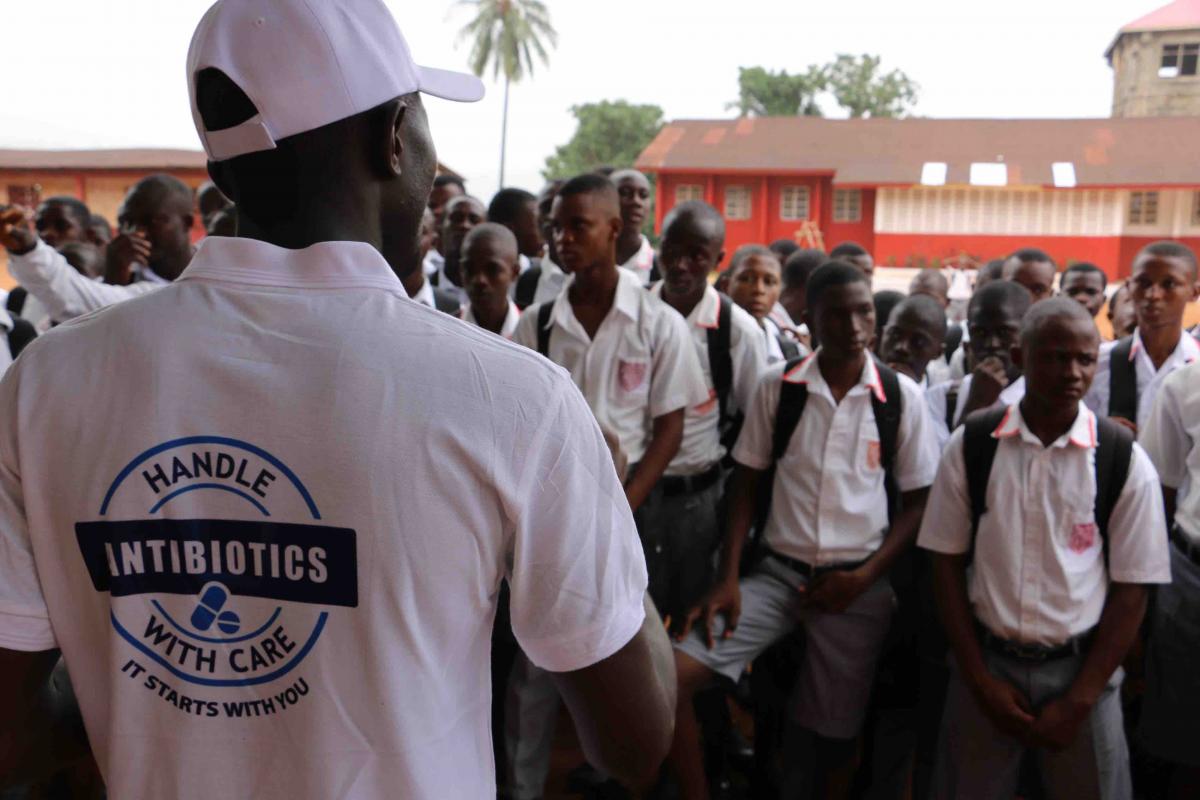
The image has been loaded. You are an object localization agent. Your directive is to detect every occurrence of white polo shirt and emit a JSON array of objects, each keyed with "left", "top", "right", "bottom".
[
  {"left": 533, "top": 256, "right": 568, "bottom": 308},
  {"left": 617, "top": 235, "right": 655, "bottom": 286},
  {"left": 0, "top": 237, "right": 647, "bottom": 800},
  {"left": 919, "top": 403, "right": 1170, "bottom": 647},
  {"left": 512, "top": 267, "right": 708, "bottom": 467},
  {"left": 1084, "top": 330, "right": 1200, "bottom": 429},
  {"left": 1140, "top": 361, "right": 1200, "bottom": 547},
  {"left": 647, "top": 284, "right": 766, "bottom": 477},
  {"left": 925, "top": 375, "right": 1027, "bottom": 451},
  {"left": 462, "top": 300, "right": 521, "bottom": 339},
  {"left": 733, "top": 352, "right": 939, "bottom": 566},
  {"left": 9, "top": 240, "right": 161, "bottom": 322},
  {"left": 421, "top": 248, "right": 442, "bottom": 277}
]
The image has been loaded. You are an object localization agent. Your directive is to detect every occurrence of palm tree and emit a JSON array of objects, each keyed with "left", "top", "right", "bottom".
[{"left": 457, "top": 0, "right": 557, "bottom": 187}]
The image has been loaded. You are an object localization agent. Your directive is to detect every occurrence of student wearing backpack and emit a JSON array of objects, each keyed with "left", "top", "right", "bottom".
[
  {"left": 919, "top": 298, "right": 1169, "bottom": 800},
  {"left": 667, "top": 262, "right": 939, "bottom": 799}
]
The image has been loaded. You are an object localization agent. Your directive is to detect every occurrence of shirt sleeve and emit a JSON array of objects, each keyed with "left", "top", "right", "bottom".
[
  {"left": 648, "top": 306, "right": 710, "bottom": 419},
  {"left": 502, "top": 379, "right": 647, "bottom": 673},
  {"left": 729, "top": 306, "right": 767, "bottom": 416},
  {"left": 8, "top": 241, "right": 159, "bottom": 322},
  {"left": 924, "top": 381, "right": 953, "bottom": 453},
  {"left": 917, "top": 427, "right": 973, "bottom": 555},
  {"left": 730, "top": 364, "right": 785, "bottom": 471},
  {"left": 1084, "top": 342, "right": 1114, "bottom": 417},
  {"left": 1139, "top": 370, "right": 1189, "bottom": 489},
  {"left": 894, "top": 374, "right": 940, "bottom": 492},
  {"left": 0, "top": 362, "right": 56, "bottom": 650},
  {"left": 1106, "top": 444, "right": 1172, "bottom": 585}
]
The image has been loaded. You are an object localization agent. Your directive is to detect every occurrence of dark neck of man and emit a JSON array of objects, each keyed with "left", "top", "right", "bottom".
[
  {"left": 400, "top": 263, "right": 425, "bottom": 298},
  {"left": 1138, "top": 317, "right": 1182, "bottom": 371},
  {"left": 1020, "top": 394, "right": 1078, "bottom": 449},
  {"left": 615, "top": 225, "right": 642, "bottom": 265},
  {"left": 238, "top": 189, "right": 382, "bottom": 254},
  {"left": 473, "top": 297, "right": 509, "bottom": 335},
  {"left": 569, "top": 258, "right": 620, "bottom": 314},
  {"left": 817, "top": 349, "right": 867, "bottom": 402},
  {"left": 153, "top": 245, "right": 197, "bottom": 282},
  {"left": 661, "top": 283, "right": 705, "bottom": 320}
]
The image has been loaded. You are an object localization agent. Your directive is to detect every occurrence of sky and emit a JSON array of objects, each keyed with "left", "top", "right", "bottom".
[{"left": 0, "top": 0, "right": 1165, "bottom": 201}]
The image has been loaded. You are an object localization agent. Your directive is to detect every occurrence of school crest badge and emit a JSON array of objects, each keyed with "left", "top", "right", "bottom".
[
  {"left": 1069, "top": 521, "right": 1097, "bottom": 554},
  {"left": 618, "top": 360, "right": 648, "bottom": 393},
  {"left": 866, "top": 441, "right": 882, "bottom": 471}
]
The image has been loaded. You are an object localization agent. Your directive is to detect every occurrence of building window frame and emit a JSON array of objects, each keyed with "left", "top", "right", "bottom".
[
  {"left": 833, "top": 188, "right": 863, "bottom": 223},
  {"left": 1160, "top": 42, "right": 1199, "bottom": 77},
  {"left": 724, "top": 185, "right": 752, "bottom": 221},
  {"left": 779, "top": 185, "right": 811, "bottom": 221},
  {"left": 1192, "top": 191, "right": 1200, "bottom": 227},
  {"left": 675, "top": 184, "right": 703, "bottom": 205},
  {"left": 1128, "top": 190, "right": 1160, "bottom": 226}
]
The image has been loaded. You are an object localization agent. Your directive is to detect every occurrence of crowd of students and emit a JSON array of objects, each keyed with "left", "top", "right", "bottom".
[{"left": 2, "top": 160, "right": 1198, "bottom": 800}]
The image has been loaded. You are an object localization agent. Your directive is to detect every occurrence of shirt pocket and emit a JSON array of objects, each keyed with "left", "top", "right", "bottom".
[
  {"left": 613, "top": 357, "right": 650, "bottom": 407},
  {"left": 1059, "top": 504, "right": 1103, "bottom": 574},
  {"left": 859, "top": 416, "right": 884, "bottom": 475}
]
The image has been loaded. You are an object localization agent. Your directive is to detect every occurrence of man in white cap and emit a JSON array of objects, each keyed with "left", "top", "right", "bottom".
[{"left": 0, "top": 1, "right": 675, "bottom": 798}]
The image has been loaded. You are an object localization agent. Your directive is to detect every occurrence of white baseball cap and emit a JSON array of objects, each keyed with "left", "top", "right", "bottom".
[{"left": 187, "top": 0, "right": 485, "bottom": 161}]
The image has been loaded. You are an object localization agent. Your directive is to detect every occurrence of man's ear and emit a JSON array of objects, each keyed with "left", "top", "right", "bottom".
[{"left": 381, "top": 100, "right": 407, "bottom": 179}]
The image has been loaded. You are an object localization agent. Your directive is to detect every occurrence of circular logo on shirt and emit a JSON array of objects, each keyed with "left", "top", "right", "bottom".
[{"left": 76, "top": 437, "right": 358, "bottom": 717}]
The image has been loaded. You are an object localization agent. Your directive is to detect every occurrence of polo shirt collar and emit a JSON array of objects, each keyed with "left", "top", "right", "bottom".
[
  {"left": 782, "top": 348, "right": 887, "bottom": 403},
  {"left": 551, "top": 267, "right": 643, "bottom": 332},
  {"left": 993, "top": 401, "right": 1096, "bottom": 449},
  {"left": 179, "top": 236, "right": 403, "bottom": 292},
  {"left": 648, "top": 283, "right": 720, "bottom": 329},
  {"left": 1129, "top": 328, "right": 1200, "bottom": 368}
]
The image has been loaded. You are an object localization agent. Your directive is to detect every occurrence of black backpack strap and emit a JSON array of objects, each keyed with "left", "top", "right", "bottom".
[
  {"left": 871, "top": 360, "right": 903, "bottom": 522},
  {"left": 7, "top": 316, "right": 36, "bottom": 360},
  {"left": 778, "top": 336, "right": 801, "bottom": 361},
  {"left": 1093, "top": 415, "right": 1135, "bottom": 569},
  {"left": 6, "top": 287, "right": 27, "bottom": 316},
  {"left": 706, "top": 292, "right": 734, "bottom": 421},
  {"left": 515, "top": 263, "right": 542, "bottom": 311},
  {"left": 945, "top": 384, "right": 960, "bottom": 431},
  {"left": 772, "top": 356, "right": 810, "bottom": 462},
  {"left": 944, "top": 323, "right": 964, "bottom": 365},
  {"left": 536, "top": 301, "right": 554, "bottom": 357},
  {"left": 1108, "top": 336, "right": 1137, "bottom": 424},
  {"left": 963, "top": 406, "right": 1009, "bottom": 564}
]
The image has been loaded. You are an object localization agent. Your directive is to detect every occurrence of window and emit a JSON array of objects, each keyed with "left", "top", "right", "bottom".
[
  {"left": 833, "top": 189, "right": 862, "bottom": 223},
  {"left": 1193, "top": 191, "right": 1200, "bottom": 226},
  {"left": 5, "top": 184, "right": 41, "bottom": 207},
  {"left": 1129, "top": 191, "right": 1159, "bottom": 225},
  {"left": 1160, "top": 43, "right": 1199, "bottom": 77},
  {"left": 675, "top": 184, "right": 703, "bottom": 204},
  {"left": 724, "top": 186, "right": 751, "bottom": 220},
  {"left": 780, "top": 186, "right": 810, "bottom": 220}
]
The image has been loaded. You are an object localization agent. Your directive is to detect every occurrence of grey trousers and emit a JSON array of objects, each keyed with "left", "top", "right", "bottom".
[{"left": 933, "top": 649, "right": 1130, "bottom": 800}]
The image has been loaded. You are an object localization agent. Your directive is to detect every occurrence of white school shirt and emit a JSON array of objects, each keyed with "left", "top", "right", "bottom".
[
  {"left": 1084, "top": 330, "right": 1200, "bottom": 429},
  {"left": 433, "top": 262, "right": 470, "bottom": 308},
  {"left": 0, "top": 309, "right": 18, "bottom": 373},
  {"left": 648, "top": 284, "right": 766, "bottom": 476},
  {"left": 533, "top": 256, "right": 569, "bottom": 307},
  {"left": 421, "top": 248, "right": 442, "bottom": 278},
  {"left": 462, "top": 300, "right": 521, "bottom": 339},
  {"left": 925, "top": 374, "right": 1027, "bottom": 451},
  {"left": 763, "top": 317, "right": 786, "bottom": 364},
  {"left": 617, "top": 235, "right": 656, "bottom": 286},
  {"left": 410, "top": 274, "right": 437, "bottom": 308},
  {"left": 732, "top": 352, "right": 939, "bottom": 566},
  {"left": 1140, "top": 361, "right": 1200, "bottom": 547},
  {"left": 0, "top": 236, "right": 647, "bottom": 800},
  {"left": 919, "top": 403, "right": 1170, "bottom": 647},
  {"left": 512, "top": 267, "right": 709, "bottom": 466},
  {"left": 8, "top": 240, "right": 161, "bottom": 322}
]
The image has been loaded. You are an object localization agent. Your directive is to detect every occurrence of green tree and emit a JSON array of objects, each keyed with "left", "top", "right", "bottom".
[
  {"left": 727, "top": 66, "right": 826, "bottom": 117},
  {"left": 542, "top": 100, "right": 665, "bottom": 180},
  {"left": 825, "top": 54, "right": 918, "bottom": 118},
  {"left": 457, "top": 0, "right": 557, "bottom": 186}
]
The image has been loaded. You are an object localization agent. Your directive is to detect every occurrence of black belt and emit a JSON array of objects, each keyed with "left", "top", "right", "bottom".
[
  {"left": 659, "top": 464, "right": 723, "bottom": 497},
  {"left": 767, "top": 551, "right": 870, "bottom": 580},
  {"left": 1170, "top": 525, "right": 1200, "bottom": 567},
  {"left": 978, "top": 625, "right": 1096, "bottom": 663}
]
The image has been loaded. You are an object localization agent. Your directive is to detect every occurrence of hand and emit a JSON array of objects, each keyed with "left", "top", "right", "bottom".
[
  {"left": 971, "top": 673, "right": 1035, "bottom": 741},
  {"left": 675, "top": 575, "right": 741, "bottom": 649},
  {"left": 963, "top": 356, "right": 1009, "bottom": 412},
  {"left": 1108, "top": 416, "right": 1138, "bottom": 437},
  {"left": 1028, "top": 693, "right": 1091, "bottom": 751},
  {"left": 0, "top": 206, "right": 38, "bottom": 255},
  {"left": 104, "top": 232, "right": 152, "bottom": 286},
  {"left": 803, "top": 568, "right": 872, "bottom": 613}
]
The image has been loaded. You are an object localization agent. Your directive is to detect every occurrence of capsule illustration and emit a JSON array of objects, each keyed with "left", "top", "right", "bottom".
[{"left": 190, "top": 582, "right": 240, "bottom": 633}]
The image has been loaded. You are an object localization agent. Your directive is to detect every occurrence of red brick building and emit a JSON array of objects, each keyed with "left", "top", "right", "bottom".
[{"left": 635, "top": 115, "right": 1200, "bottom": 280}]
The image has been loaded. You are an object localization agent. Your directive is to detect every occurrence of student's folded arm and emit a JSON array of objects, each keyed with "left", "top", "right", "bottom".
[{"left": 550, "top": 593, "right": 676, "bottom": 792}]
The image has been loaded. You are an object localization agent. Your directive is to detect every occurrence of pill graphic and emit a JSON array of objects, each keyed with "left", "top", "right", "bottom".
[
  {"left": 217, "top": 611, "right": 241, "bottom": 634},
  {"left": 191, "top": 583, "right": 230, "bottom": 632}
]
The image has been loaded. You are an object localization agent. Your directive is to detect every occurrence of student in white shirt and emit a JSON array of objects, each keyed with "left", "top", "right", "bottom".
[
  {"left": 669, "top": 262, "right": 939, "bottom": 799},
  {"left": 920, "top": 298, "right": 1169, "bottom": 800},
  {"left": 879, "top": 294, "right": 947, "bottom": 388},
  {"left": 1135, "top": 361, "right": 1200, "bottom": 794},
  {"left": 830, "top": 241, "right": 874, "bottom": 283},
  {"left": 1085, "top": 241, "right": 1200, "bottom": 432},
  {"left": 779, "top": 248, "right": 824, "bottom": 349},
  {"left": 0, "top": 4, "right": 676, "bottom": 798},
  {"left": 400, "top": 208, "right": 461, "bottom": 315},
  {"left": 460, "top": 223, "right": 521, "bottom": 339},
  {"left": 430, "top": 194, "right": 484, "bottom": 307},
  {"left": 611, "top": 169, "right": 656, "bottom": 285},
  {"left": 926, "top": 281, "right": 1033, "bottom": 449},
  {"left": 727, "top": 246, "right": 805, "bottom": 364},
  {"left": 507, "top": 173, "right": 707, "bottom": 800},
  {"left": 514, "top": 180, "right": 569, "bottom": 310},
  {"left": 423, "top": 174, "right": 464, "bottom": 276}
]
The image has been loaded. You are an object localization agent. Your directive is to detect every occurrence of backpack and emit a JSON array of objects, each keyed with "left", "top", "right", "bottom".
[
  {"left": 6, "top": 287, "right": 27, "bottom": 317},
  {"left": 7, "top": 316, "right": 36, "bottom": 360},
  {"left": 961, "top": 406, "right": 1134, "bottom": 568},
  {"left": 514, "top": 260, "right": 543, "bottom": 311},
  {"left": 1108, "top": 336, "right": 1137, "bottom": 425},
  {"left": 778, "top": 336, "right": 801, "bottom": 361},
  {"left": 752, "top": 356, "right": 903, "bottom": 541}
]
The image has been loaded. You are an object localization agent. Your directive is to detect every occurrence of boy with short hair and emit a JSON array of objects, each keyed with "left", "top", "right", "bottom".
[
  {"left": 1085, "top": 241, "right": 1200, "bottom": 432},
  {"left": 461, "top": 223, "right": 521, "bottom": 339},
  {"left": 779, "top": 248, "right": 825, "bottom": 330},
  {"left": 668, "top": 261, "right": 939, "bottom": 799},
  {"left": 611, "top": 169, "right": 655, "bottom": 285},
  {"left": 727, "top": 246, "right": 800, "bottom": 363},
  {"left": 830, "top": 241, "right": 874, "bottom": 281},
  {"left": 880, "top": 294, "right": 947, "bottom": 386},
  {"left": 920, "top": 298, "right": 1169, "bottom": 800},
  {"left": 1002, "top": 248, "right": 1057, "bottom": 304},
  {"left": 1062, "top": 262, "right": 1108, "bottom": 319},
  {"left": 431, "top": 194, "right": 486, "bottom": 307}
]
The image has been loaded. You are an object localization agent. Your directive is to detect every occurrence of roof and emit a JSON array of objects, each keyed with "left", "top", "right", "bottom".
[
  {"left": 0, "top": 148, "right": 209, "bottom": 170},
  {"left": 1106, "top": 0, "right": 1200, "bottom": 58},
  {"left": 635, "top": 116, "right": 1200, "bottom": 188}
]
